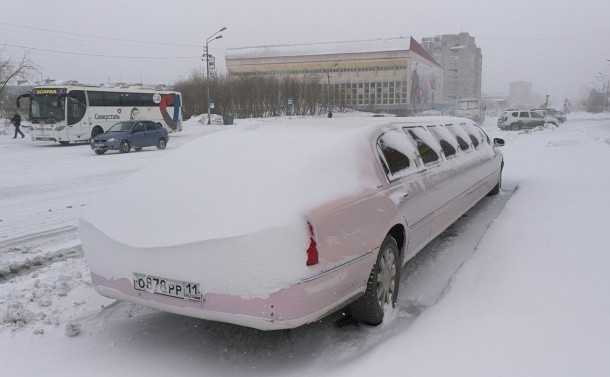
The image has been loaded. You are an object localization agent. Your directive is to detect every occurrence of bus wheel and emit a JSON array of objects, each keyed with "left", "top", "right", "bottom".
[
  {"left": 119, "top": 140, "right": 131, "bottom": 153},
  {"left": 91, "top": 126, "right": 104, "bottom": 139}
]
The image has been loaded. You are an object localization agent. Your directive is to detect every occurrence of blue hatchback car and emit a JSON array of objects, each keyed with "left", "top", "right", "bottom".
[{"left": 90, "top": 121, "right": 169, "bottom": 155}]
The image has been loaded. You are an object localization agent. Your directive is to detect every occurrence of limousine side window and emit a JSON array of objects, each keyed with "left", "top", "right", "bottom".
[
  {"left": 428, "top": 125, "right": 458, "bottom": 159},
  {"left": 476, "top": 126, "right": 491, "bottom": 145},
  {"left": 460, "top": 122, "right": 482, "bottom": 149},
  {"left": 445, "top": 124, "right": 471, "bottom": 152},
  {"left": 376, "top": 130, "right": 418, "bottom": 180},
  {"left": 405, "top": 127, "right": 440, "bottom": 165}
]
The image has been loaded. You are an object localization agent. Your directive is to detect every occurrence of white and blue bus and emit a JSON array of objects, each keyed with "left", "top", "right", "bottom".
[{"left": 17, "top": 82, "right": 182, "bottom": 144}]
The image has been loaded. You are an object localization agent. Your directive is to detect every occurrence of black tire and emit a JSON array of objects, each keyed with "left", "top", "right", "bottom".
[
  {"left": 488, "top": 175, "right": 501, "bottom": 196},
  {"left": 349, "top": 235, "right": 400, "bottom": 325},
  {"left": 156, "top": 138, "right": 167, "bottom": 150},
  {"left": 59, "top": 141, "right": 70, "bottom": 145},
  {"left": 119, "top": 140, "right": 130, "bottom": 154},
  {"left": 94, "top": 150, "right": 106, "bottom": 155},
  {"left": 91, "top": 126, "right": 104, "bottom": 139},
  {"left": 509, "top": 123, "right": 519, "bottom": 131},
  {"left": 488, "top": 161, "right": 504, "bottom": 196}
]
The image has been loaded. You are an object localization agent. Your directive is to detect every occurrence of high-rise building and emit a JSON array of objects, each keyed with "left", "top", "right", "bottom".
[
  {"left": 421, "top": 33, "right": 482, "bottom": 101},
  {"left": 509, "top": 81, "right": 533, "bottom": 107}
]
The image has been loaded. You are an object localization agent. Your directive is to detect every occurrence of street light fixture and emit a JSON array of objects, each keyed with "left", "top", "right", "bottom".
[{"left": 204, "top": 26, "right": 227, "bottom": 125}]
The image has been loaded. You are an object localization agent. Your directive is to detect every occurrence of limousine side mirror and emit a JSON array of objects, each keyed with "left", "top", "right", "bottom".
[{"left": 493, "top": 138, "right": 505, "bottom": 147}]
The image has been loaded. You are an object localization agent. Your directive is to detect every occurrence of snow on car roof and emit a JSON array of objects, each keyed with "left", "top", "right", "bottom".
[{"left": 82, "top": 118, "right": 391, "bottom": 248}]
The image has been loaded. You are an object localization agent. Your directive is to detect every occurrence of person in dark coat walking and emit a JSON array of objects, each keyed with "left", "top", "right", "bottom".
[{"left": 11, "top": 113, "right": 25, "bottom": 138}]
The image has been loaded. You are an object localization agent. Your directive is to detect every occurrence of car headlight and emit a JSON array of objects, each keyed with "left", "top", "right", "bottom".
[
  {"left": 56, "top": 126, "right": 65, "bottom": 131},
  {"left": 107, "top": 138, "right": 116, "bottom": 142}
]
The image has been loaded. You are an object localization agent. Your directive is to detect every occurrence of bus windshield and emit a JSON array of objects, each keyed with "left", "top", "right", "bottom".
[
  {"left": 31, "top": 94, "right": 65, "bottom": 122},
  {"left": 457, "top": 100, "right": 480, "bottom": 110}
]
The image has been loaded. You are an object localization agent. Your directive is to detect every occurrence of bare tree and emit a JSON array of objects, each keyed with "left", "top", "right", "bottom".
[
  {"left": 174, "top": 68, "right": 350, "bottom": 120},
  {"left": 0, "top": 50, "right": 38, "bottom": 97},
  {"left": 0, "top": 50, "right": 38, "bottom": 117}
]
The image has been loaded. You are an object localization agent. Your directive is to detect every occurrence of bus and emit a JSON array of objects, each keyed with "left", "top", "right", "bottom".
[
  {"left": 17, "top": 82, "right": 182, "bottom": 144},
  {"left": 455, "top": 98, "right": 486, "bottom": 124}
]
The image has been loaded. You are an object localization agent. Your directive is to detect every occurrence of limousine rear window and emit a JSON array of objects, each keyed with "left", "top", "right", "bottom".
[
  {"left": 376, "top": 130, "right": 417, "bottom": 179},
  {"left": 378, "top": 141, "right": 410, "bottom": 175},
  {"left": 405, "top": 128, "right": 440, "bottom": 165}
]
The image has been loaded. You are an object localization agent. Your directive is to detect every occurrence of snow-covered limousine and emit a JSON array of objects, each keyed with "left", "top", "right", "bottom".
[{"left": 80, "top": 117, "right": 504, "bottom": 330}]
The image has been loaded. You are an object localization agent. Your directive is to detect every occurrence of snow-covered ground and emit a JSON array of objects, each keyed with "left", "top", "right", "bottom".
[{"left": 1, "top": 113, "right": 609, "bottom": 376}]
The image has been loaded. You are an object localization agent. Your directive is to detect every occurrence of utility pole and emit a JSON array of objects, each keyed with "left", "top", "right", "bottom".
[
  {"left": 326, "top": 60, "right": 341, "bottom": 112},
  {"left": 204, "top": 27, "right": 227, "bottom": 125}
]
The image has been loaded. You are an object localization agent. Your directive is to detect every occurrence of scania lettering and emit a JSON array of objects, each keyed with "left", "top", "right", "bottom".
[{"left": 17, "top": 81, "right": 182, "bottom": 145}]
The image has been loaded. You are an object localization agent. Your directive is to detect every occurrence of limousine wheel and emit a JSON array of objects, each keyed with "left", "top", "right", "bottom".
[
  {"left": 349, "top": 235, "right": 400, "bottom": 325},
  {"left": 488, "top": 178, "right": 501, "bottom": 196},
  {"left": 488, "top": 161, "right": 504, "bottom": 196}
]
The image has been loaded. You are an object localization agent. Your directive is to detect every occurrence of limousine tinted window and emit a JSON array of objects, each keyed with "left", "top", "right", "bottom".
[
  {"left": 406, "top": 128, "right": 440, "bottom": 165},
  {"left": 460, "top": 122, "right": 482, "bottom": 149},
  {"left": 377, "top": 130, "right": 416, "bottom": 178},
  {"left": 428, "top": 125, "right": 458, "bottom": 158},
  {"left": 445, "top": 124, "right": 471, "bottom": 152},
  {"left": 477, "top": 127, "right": 491, "bottom": 144}
]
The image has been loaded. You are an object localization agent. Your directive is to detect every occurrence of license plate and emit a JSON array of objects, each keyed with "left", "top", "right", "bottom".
[
  {"left": 133, "top": 273, "right": 203, "bottom": 302},
  {"left": 94, "top": 143, "right": 104, "bottom": 147}
]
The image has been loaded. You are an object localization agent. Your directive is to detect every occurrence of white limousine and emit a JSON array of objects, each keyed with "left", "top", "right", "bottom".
[{"left": 80, "top": 116, "right": 505, "bottom": 330}]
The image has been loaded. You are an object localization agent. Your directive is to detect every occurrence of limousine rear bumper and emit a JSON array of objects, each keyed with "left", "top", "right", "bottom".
[{"left": 89, "top": 249, "right": 376, "bottom": 330}]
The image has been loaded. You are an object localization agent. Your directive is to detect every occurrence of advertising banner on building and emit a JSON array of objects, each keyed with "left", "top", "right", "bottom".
[{"left": 410, "top": 61, "right": 442, "bottom": 106}]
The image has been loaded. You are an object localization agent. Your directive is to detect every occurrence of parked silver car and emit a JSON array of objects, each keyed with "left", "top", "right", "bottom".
[
  {"left": 497, "top": 109, "right": 558, "bottom": 130},
  {"left": 532, "top": 108, "right": 566, "bottom": 123}
]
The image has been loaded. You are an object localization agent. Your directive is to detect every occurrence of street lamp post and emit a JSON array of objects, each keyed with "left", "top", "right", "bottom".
[
  {"left": 204, "top": 26, "right": 226, "bottom": 125},
  {"left": 596, "top": 72, "right": 609, "bottom": 112},
  {"left": 325, "top": 60, "right": 341, "bottom": 112}
]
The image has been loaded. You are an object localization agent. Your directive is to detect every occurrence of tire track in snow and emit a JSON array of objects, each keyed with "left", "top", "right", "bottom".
[
  {"left": 0, "top": 225, "right": 77, "bottom": 249},
  {"left": 0, "top": 226, "right": 82, "bottom": 282},
  {"left": 0, "top": 243, "right": 83, "bottom": 282}
]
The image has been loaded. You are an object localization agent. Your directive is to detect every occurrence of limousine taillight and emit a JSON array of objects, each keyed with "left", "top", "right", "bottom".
[{"left": 306, "top": 221, "right": 319, "bottom": 266}]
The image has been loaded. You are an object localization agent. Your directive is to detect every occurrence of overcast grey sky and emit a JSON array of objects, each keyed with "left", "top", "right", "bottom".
[{"left": 2, "top": 0, "right": 610, "bottom": 104}]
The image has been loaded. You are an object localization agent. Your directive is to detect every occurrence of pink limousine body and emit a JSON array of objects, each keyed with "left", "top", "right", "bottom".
[{"left": 80, "top": 116, "right": 504, "bottom": 330}]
